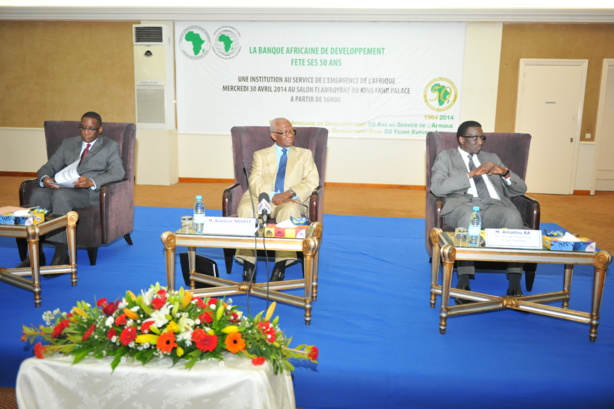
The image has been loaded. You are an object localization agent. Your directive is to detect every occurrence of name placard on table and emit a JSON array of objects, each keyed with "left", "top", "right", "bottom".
[
  {"left": 203, "top": 216, "right": 258, "bottom": 236},
  {"left": 485, "top": 229, "right": 543, "bottom": 249}
]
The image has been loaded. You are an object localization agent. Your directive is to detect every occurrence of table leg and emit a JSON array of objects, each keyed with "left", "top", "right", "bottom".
[
  {"left": 439, "top": 244, "right": 456, "bottom": 335},
  {"left": 161, "top": 232, "right": 177, "bottom": 291},
  {"left": 187, "top": 247, "right": 196, "bottom": 288},
  {"left": 430, "top": 228, "right": 442, "bottom": 308},
  {"left": 589, "top": 251, "right": 612, "bottom": 342},
  {"left": 562, "top": 264, "right": 574, "bottom": 308},
  {"left": 26, "top": 225, "right": 42, "bottom": 308},
  {"left": 66, "top": 211, "right": 78, "bottom": 286}
]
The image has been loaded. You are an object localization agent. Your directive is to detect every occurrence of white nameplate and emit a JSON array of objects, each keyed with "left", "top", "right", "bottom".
[
  {"left": 203, "top": 217, "right": 258, "bottom": 236},
  {"left": 484, "top": 229, "right": 542, "bottom": 249}
]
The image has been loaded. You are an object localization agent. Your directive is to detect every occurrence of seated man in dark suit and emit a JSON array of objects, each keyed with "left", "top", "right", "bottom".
[
  {"left": 430, "top": 120, "right": 528, "bottom": 302},
  {"left": 18, "top": 111, "right": 125, "bottom": 267},
  {"left": 235, "top": 117, "right": 319, "bottom": 283}
]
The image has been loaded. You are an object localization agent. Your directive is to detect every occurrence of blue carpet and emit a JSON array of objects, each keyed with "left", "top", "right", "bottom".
[{"left": 1, "top": 207, "right": 613, "bottom": 409}]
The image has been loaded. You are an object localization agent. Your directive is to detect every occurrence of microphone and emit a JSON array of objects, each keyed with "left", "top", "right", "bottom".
[
  {"left": 258, "top": 192, "right": 271, "bottom": 227},
  {"left": 242, "top": 161, "right": 258, "bottom": 233}
]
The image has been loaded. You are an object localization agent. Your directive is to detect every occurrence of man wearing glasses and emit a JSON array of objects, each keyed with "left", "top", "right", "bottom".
[
  {"left": 17, "top": 111, "right": 124, "bottom": 267},
  {"left": 430, "top": 120, "right": 527, "bottom": 301},
  {"left": 235, "top": 117, "right": 319, "bottom": 283}
]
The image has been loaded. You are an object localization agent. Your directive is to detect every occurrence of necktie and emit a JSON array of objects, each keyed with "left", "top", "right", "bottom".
[
  {"left": 468, "top": 154, "right": 490, "bottom": 199},
  {"left": 80, "top": 143, "right": 91, "bottom": 164},
  {"left": 274, "top": 148, "right": 288, "bottom": 193}
]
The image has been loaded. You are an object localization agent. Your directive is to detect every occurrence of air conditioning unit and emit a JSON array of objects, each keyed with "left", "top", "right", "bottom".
[{"left": 133, "top": 24, "right": 175, "bottom": 129}]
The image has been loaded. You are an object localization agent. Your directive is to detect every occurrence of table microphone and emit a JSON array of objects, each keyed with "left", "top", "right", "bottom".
[{"left": 258, "top": 192, "right": 271, "bottom": 227}]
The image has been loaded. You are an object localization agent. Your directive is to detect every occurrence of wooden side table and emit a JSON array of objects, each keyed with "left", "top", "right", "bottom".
[{"left": 0, "top": 211, "right": 78, "bottom": 307}]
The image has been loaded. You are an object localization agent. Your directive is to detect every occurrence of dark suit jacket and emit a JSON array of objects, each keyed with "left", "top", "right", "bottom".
[
  {"left": 37, "top": 135, "right": 125, "bottom": 200},
  {"left": 430, "top": 148, "right": 527, "bottom": 216}
]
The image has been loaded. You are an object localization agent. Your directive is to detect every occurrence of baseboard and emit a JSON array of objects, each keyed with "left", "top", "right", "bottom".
[
  {"left": 0, "top": 171, "right": 36, "bottom": 178},
  {"left": 177, "top": 177, "right": 426, "bottom": 190},
  {"left": 573, "top": 190, "right": 591, "bottom": 196}
]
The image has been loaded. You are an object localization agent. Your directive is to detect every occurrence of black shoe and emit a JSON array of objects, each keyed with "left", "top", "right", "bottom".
[
  {"left": 50, "top": 253, "right": 69, "bottom": 266},
  {"left": 242, "top": 262, "right": 255, "bottom": 283},
  {"left": 454, "top": 284, "right": 475, "bottom": 305},
  {"left": 16, "top": 251, "right": 46, "bottom": 268},
  {"left": 506, "top": 288, "right": 524, "bottom": 297},
  {"left": 270, "top": 268, "right": 285, "bottom": 282}
]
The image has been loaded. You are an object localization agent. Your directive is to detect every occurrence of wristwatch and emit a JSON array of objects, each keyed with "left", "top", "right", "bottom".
[
  {"left": 501, "top": 168, "right": 510, "bottom": 177},
  {"left": 289, "top": 188, "right": 296, "bottom": 197}
]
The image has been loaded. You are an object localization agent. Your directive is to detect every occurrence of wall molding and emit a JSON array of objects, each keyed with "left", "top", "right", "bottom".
[{"left": 1, "top": 7, "right": 613, "bottom": 23}]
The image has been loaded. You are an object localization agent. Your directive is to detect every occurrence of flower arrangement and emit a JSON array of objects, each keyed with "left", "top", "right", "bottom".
[{"left": 22, "top": 283, "right": 318, "bottom": 374}]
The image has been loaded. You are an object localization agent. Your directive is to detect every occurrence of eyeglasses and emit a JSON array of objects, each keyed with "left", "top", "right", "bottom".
[
  {"left": 79, "top": 125, "right": 100, "bottom": 133},
  {"left": 462, "top": 135, "right": 486, "bottom": 142},
  {"left": 272, "top": 129, "right": 297, "bottom": 137}
]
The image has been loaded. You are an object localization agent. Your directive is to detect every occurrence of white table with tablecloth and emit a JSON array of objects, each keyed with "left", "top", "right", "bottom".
[{"left": 16, "top": 353, "right": 295, "bottom": 409}]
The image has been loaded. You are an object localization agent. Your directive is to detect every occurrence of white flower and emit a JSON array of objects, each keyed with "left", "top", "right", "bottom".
[
  {"left": 176, "top": 331, "right": 193, "bottom": 344},
  {"left": 42, "top": 311, "right": 55, "bottom": 325},
  {"left": 150, "top": 304, "right": 172, "bottom": 327},
  {"left": 105, "top": 316, "right": 114, "bottom": 327},
  {"left": 176, "top": 313, "right": 195, "bottom": 332}
]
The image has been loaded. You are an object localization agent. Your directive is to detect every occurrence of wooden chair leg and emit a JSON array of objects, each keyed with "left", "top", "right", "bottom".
[
  {"left": 525, "top": 263, "right": 537, "bottom": 292},
  {"left": 87, "top": 247, "right": 98, "bottom": 266},
  {"left": 124, "top": 233, "right": 133, "bottom": 245},
  {"left": 223, "top": 248, "right": 236, "bottom": 274}
]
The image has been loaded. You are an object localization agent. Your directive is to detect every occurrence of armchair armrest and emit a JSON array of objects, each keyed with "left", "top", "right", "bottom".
[
  {"left": 511, "top": 194, "right": 541, "bottom": 230},
  {"left": 309, "top": 186, "right": 322, "bottom": 223},
  {"left": 100, "top": 179, "right": 134, "bottom": 243},
  {"left": 222, "top": 183, "right": 244, "bottom": 217},
  {"left": 19, "top": 178, "right": 39, "bottom": 206}
]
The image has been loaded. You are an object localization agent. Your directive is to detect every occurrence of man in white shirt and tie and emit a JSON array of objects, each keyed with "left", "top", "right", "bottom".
[
  {"left": 17, "top": 111, "right": 125, "bottom": 267},
  {"left": 430, "top": 120, "right": 528, "bottom": 301}
]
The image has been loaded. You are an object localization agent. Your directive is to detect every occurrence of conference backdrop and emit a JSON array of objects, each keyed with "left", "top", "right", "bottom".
[{"left": 176, "top": 22, "right": 465, "bottom": 138}]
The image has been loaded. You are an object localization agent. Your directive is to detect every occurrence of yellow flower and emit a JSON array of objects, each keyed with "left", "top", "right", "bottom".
[
  {"left": 126, "top": 290, "right": 137, "bottom": 301},
  {"left": 265, "top": 302, "right": 277, "bottom": 321},
  {"left": 71, "top": 307, "right": 88, "bottom": 318},
  {"left": 166, "top": 321, "right": 180, "bottom": 333},
  {"left": 221, "top": 326, "right": 239, "bottom": 334},
  {"left": 181, "top": 290, "right": 193, "bottom": 309},
  {"left": 136, "top": 334, "right": 159, "bottom": 344},
  {"left": 123, "top": 308, "right": 139, "bottom": 321},
  {"left": 176, "top": 346, "right": 184, "bottom": 357}
]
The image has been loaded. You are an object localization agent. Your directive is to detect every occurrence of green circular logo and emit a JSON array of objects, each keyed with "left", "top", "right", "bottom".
[
  {"left": 212, "top": 26, "right": 242, "bottom": 59},
  {"left": 179, "top": 26, "right": 211, "bottom": 60},
  {"left": 424, "top": 78, "right": 457, "bottom": 112}
]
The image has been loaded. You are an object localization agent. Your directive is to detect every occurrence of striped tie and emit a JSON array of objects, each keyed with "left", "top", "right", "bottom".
[{"left": 468, "top": 154, "right": 490, "bottom": 199}]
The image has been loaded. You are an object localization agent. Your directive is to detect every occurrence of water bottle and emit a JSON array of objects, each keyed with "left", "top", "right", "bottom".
[
  {"left": 467, "top": 206, "right": 482, "bottom": 246},
  {"left": 193, "top": 195, "right": 205, "bottom": 234}
]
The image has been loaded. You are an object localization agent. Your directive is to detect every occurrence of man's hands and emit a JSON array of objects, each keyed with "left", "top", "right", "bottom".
[
  {"left": 42, "top": 176, "right": 94, "bottom": 189},
  {"left": 272, "top": 190, "right": 297, "bottom": 206},
  {"left": 469, "top": 162, "right": 509, "bottom": 178}
]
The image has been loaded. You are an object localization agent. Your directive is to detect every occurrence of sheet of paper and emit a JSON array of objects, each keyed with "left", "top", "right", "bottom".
[{"left": 52, "top": 160, "right": 80, "bottom": 188}]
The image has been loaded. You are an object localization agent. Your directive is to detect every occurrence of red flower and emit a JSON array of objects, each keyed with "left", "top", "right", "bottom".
[
  {"left": 115, "top": 314, "right": 127, "bottom": 326},
  {"left": 141, "top": 320, "right": 154, "bottom": 333},
  {"left": 96, "top": 298, "right": 107, "bottom": 307},
  {"left": 251, "top": 356, "right": 265, "bottom": 366},
  {"left": 34, "top": 342, "right": 45, "bottom": 359},
  {"left": 107, "top": 328, "right": 117, "bottom": 340},
  {"left": 192, "top": 328, "right": 218, "bottom": 352},
  {"left": 196, "top": 298, "right": 207, "bottom": 309},
  {"left": 308, "top": 346, "right": 319, "bottom": 361},
  {"left": 151, "top": 297, "right": 166, "bottom": 310},
  {"left": 207, "top": 298, "right": 218, "bottom": 307},
  {"left": 229, "top": 312, "right": 240, "bottom": 323},
  {"left": 257, "top": 321, "right": 276, "bottom": 343},
  {"left": 156, "top": 331, "right": 177, "bottom": 354},
  {"left": 199, "top": 310, "right": 214, "bottom": 324},
  {"left": 102, "top": 300, "right": 119, "bottom": 316},
  {"left": 81, "top": 324, "right": 96, "bottom": 341},
  {"left": 120, "top": 327, "right": 137, "bottom": 346},
  {"left": 51, "top": 319, "right": 70, "bottom": 338}
]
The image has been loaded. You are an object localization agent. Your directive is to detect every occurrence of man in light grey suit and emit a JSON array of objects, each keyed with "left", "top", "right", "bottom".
[
  {"left": 18, "top": 111, "right": 125, "bottom": 267},
  {"left": 235, "top": 117, "right": 319, "bottom": 283},
  {"left": 430, "top": 120, "right": 527, "bottom": 302}
]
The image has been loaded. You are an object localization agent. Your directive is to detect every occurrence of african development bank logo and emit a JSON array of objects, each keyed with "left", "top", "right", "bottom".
[
  {"left": 212, "top": 26, "right": 241, "bottom": 59},
  {"left": 424, "top": 77, "right": 458, "bottom": 112},
  {"left": 179, "top": 26, "right": 211, "bottom": 60}
]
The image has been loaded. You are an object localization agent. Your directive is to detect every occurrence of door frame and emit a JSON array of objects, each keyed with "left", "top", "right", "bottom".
[
  {"left": 515, "top": 58, "right": 588, "bottom": 194},
  {"left": 594, "top": 58, "right": 614, "bottom": 192}
]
